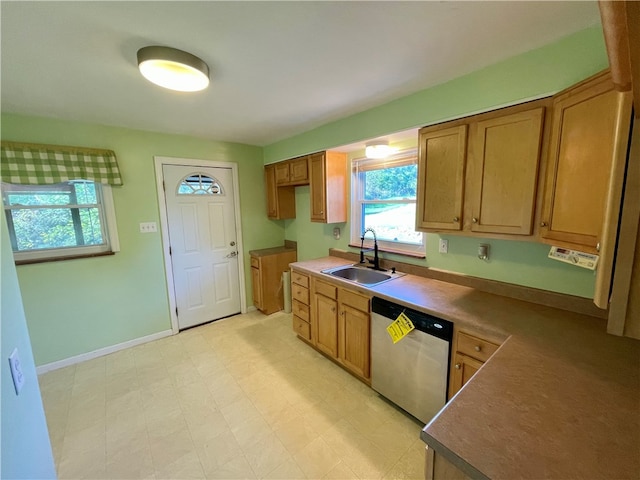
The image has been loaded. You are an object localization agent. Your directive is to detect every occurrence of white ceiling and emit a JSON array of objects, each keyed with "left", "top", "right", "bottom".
[{"left": 1, "top": 1, "right": 601, "bottom": 148}]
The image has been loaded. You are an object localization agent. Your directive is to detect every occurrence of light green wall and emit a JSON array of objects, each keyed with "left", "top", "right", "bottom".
[
  {"left": 1, "top": 113, "right": 282, "bottom": 365},
  {"left": 1, "top": 208, "right": 56, "bottom": 479},
  {"left": 265, "top": 26, "right": 608, "bottom": 298}
]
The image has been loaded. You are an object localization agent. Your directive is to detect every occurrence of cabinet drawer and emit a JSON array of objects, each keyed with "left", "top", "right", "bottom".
[
  {"left": 315, "top": 279, "right": 337, "bottom": 299},
  {"left": 293, "top": 315, "right": 310, "bottom": 340},
  {"left": 292, "top": 299, "right": 309, "bottom": 321},
  {"left": 457, "top": 332, "right": 500, "bottom": 363},
  {"left": 292, "top": 271, "right": 309, "bottom": 288},
  {"left": 250, "top": 256, "right": 260, "bottom": 268},
  {"left": 339, "top": 288, "right": 370, "bottom": 312},
  {"left": 292, "top": 284, "right": 309, "bottom": 305}
]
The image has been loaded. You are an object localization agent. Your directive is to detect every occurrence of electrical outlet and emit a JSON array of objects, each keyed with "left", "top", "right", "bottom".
[
  {"left": 8, "top": 348, "right": 25, "bottom": 395},
  {"left": 438, "top": 238, "right": 448, "bottom": 253},
  {"left": 139, "top": 222, "right": 158, "bottom": 233}
]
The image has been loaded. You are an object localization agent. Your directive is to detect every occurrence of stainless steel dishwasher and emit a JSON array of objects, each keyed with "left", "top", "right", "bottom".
[{"left": 371, "top": 296, "right": 452, "bottom": 424}]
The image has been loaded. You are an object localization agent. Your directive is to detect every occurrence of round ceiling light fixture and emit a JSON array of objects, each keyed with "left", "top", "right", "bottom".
[
  {"left": 365, "top": 140, "right": 395, "bottom": 159},
  {"left": 137, "top": 46, "right": 209, "bottom": 92}
]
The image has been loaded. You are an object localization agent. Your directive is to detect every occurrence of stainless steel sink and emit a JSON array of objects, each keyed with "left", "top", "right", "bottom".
[{"left": 321, "top": 265, "right": 404, "bottom": 287}]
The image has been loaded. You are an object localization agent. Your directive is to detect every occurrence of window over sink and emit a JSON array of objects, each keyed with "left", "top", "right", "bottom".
[{"left": 350, "top": 148, "right": 425, "bottom": 256}]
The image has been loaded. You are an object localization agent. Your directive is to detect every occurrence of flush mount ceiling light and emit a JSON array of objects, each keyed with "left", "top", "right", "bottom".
[
  {"left": 365, "top": 140, "right": 395, "bottom": 159},
  {"left": 137, "top": 46, "right": 209, "bottom": 92}
]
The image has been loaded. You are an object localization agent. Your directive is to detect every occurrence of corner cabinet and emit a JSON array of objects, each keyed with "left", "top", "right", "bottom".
[
  {"left": 416, "top": 101, "right": 547, "bottom": 236},
  {"left": 309, "top": 151, "right": 347, "bottom": 223},
  {"left": 449, "top": 331, "right": 500, "bottom": 398},
  {"left": 539, "top": 71, "right": 632, "bottom": 308},
  {"left": 265, "top": 164, "right": 295, "bottom": 220}
]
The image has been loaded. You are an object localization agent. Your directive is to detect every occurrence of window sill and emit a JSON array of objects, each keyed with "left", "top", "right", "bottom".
[
  {"left": 347, "top": 244, "right": 425, "bottom": 259},
  {"left": 15, "top": 251, "right": 115, "bottom": 265}
]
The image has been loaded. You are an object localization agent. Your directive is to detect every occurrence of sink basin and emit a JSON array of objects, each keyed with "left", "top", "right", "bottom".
[{"left": 321, "top": 265, "right": 404, "bottom": 287}]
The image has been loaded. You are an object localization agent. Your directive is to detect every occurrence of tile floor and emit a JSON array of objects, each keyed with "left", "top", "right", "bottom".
[{"left": 39, "top": 310, "right": 426, "bottom": 479}]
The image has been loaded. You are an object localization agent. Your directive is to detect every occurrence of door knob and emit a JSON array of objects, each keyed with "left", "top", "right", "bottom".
[{"left": 226, "top": 251, "right": 238, "bottom": 258}]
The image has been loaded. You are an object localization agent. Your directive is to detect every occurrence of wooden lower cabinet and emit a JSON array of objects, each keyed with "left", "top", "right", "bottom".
[
  {"left": 315, "top": 290, "right": 339, "bottom": 357},
  {"left": 250, "top": 248, "right": 297, "bottom": 315},
  {"left": 450, "top": 353, "right": 484, "bottom": 395},
  {"left": 291, "top": 270, "right": 311, "bottom": 341},
  {"left": 425, "top": 446, "right": 471, "bottom": 480},
  {"left": 294, "top": 275, "right": 371, "bottom": 382},
  {"left": 449, "top": 330, "right": 501, "bottom": 398}
]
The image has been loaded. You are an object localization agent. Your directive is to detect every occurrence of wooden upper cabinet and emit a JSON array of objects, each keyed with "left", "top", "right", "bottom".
[
  {"left": 275, "top": 162, "right": 290, "bottom": 185},
  {"left": 265, "top": 164, "right": 295, "bottom": 220},
  {"left": 540, "top": 72, "right": 632, "bottom": 254},
  {"left": 275, "top": 156, "right": 309, "bottom": 186},
  {"left": 416, "top": 125, "right": 467, "bottom": 231},
  {"left": 290, "top": 157, "right": 309, "bottom": 184},
  {"left": 309, "top": 151, "right": 347, "bottom": 223},
  {"left": 467, "top": 107, "right": 544, "bottom": 235},
  {"left": 417, "top": 101, "right": 547, "bottom": 237}
]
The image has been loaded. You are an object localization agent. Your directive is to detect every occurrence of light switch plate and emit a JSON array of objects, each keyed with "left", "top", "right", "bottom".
[
  {"left": 438, "top": 238, "right": 448, "bottom": 253},
  {"left": 8, "top": 348, "right": 25, "bottom": 395},
  {"left": 139, "top": 222, "right": 158, "bottom": 233}
]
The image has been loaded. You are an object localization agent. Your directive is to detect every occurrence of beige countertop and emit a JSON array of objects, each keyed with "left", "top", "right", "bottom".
[{"left": 290, "top": 257, "right": 640, "bottom": 479}]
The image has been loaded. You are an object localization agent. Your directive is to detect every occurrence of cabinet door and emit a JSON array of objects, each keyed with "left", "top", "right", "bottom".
[
  {"left": 251, "top": 266, "right": 262, "bottom": 310},
  {"left": 416, "top": 125, "right": 467, "bottom": 231},
  {"left": 264, "top": 165, "right": 296, "bottom": 220},
  {"left": 265, "top": 164, "right": 278, "bottom": 218},
  {"left": 314, "top": 293, "right": 338, "bottom": 358},
  {"left": 449, "top": 352, "right": 484, "bottom": 397},
  {"left": 290, "top": 157, "right": 309, "bottom": 184},
  {"left": 541, "top": 76, "right": 629, "bottom": 252},
  {"left": 275, "top": 162, "right": 290, "bottom": 185},
  {"left": 309, "top": 153, "right": 327, "bottom": 222},
  {"left": 468, "top": 108, "right": 544, "bottom": 235},
  {"left": 339, "top": 304, "right": 370, "bottom": 379}
]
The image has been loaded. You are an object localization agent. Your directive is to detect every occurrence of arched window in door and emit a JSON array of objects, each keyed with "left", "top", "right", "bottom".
[{"left": 176, "top": 173, "right": 223, "bottom": 195}]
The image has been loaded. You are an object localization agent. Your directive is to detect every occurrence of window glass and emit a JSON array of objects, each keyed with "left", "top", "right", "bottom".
[
  {"left": 177, "top": 174, "right": 222, "bottom": 195},
  {"left": 2, "top": 181, "right": 117, "bottom": 262},
  {"left": 351, "top": 149, "right": 424, "bottom": 255}
]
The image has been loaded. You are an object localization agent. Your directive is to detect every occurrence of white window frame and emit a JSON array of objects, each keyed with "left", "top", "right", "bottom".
[
  {"left": 1, "top": 181, "right": 120, "bottom": 263},
  {"left": 350, "top": 148, "right": 425, "bottom": 256}
]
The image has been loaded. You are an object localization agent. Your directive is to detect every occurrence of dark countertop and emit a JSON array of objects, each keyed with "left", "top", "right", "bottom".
[{"left": 290, "top": 257, "right": 640, "bottom": 479}]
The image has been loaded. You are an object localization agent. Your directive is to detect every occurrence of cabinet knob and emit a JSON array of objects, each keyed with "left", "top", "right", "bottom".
[
  {"left": 596, "top": 242, "right": 601, "bottom": 252},
  {"left": 454, "top": 363, "right": 461, "bottom": 370},
  {"left": 331, "top": 307, "right": 335, "bottom": 312},
  {"left": 472, "top": 217, "right": 478, "bottom": 223},
  {"left": 540, "top": 222, "right": 547, "bottom": 227},
  {"left": 474, "top": 345, "right": 481, "bottom": 352},
  {"left": 453, "top": 216, "right": 459, "bottom": 222}
]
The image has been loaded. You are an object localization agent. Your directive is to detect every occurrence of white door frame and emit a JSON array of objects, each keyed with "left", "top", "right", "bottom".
[{"left": 154, "top": 156, "right": 247, "bottom": 334}]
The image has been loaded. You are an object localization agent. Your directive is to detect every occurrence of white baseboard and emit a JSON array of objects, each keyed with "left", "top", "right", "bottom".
[{"left": 36, "top": 329, "right": 174, "bottom": 375}]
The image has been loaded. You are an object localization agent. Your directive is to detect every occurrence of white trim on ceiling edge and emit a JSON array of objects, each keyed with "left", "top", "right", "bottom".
[{"left": 35, "top": 329, "right": 173, "bottom": 375}]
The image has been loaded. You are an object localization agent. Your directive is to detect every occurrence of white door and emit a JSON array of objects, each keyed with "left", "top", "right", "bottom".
[{"left": 163, "top": 164, "right": 241, "bottom": 329}]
